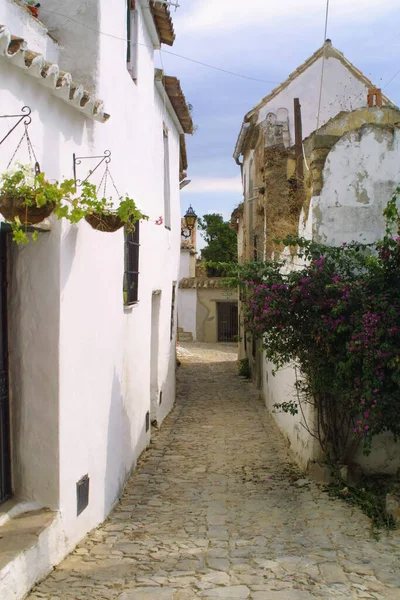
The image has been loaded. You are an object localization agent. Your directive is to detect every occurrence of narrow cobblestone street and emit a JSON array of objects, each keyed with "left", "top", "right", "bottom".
[{"left": 29, "top": 343, "right": 400, "bottom": 600}]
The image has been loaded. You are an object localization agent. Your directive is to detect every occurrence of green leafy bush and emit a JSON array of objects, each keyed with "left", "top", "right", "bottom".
[
  {"left": 238, "top": 189, "right": 400, "bottom": 463},
  {"left": 238, "top": 357, "right": 251, "bottom": 378}
]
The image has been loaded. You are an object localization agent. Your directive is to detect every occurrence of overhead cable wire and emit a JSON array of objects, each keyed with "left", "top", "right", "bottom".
[
  {"left": 383, "top": 67, "right": 400, "bottom": 90},
  {"left": 316, "top": 0, "right": 330, "bottom": 130},
  {"left": 37, "top": 8, "right": 280, "bottom": 85}
]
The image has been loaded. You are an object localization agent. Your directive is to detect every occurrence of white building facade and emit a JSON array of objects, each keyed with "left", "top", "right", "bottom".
[{"left": 0, "top": 1, "right": 192, "bottom": 598}]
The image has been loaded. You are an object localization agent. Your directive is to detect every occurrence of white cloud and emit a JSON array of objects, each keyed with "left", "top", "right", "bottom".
[
  {"left": 182, "top": 176, "right": 242, "bottom": 194},
  {"left": 176, "top": 0, "right": 399, "bottom": 34}
]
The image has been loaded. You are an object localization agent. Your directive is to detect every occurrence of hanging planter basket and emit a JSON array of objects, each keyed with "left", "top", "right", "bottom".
[
  {"left": 0, "top": 194, "right": 55, "bottom": 225},
  {"left": 85, "top": 212, "right": 124, "bottom": 233}
]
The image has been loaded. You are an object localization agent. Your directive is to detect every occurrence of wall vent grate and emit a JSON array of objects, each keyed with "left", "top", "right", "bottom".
[{"left": 77, "top": 475, "right": 89, "bottom": 516}]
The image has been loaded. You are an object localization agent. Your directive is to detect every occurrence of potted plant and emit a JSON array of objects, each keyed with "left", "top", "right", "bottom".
[
  {"left": 0, "top": 165, "right": 105, "bottom": 244},
  {"left": 0, "top": 165, "right": 77, "bottom": 243},
  {"left": 0, "top": 165, "right": 148, "bottom": 243},
  {"left": 84, "top": 195, "right": 148, "bottom": 233}
]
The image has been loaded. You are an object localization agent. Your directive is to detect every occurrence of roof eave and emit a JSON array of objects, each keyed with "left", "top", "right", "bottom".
[
  {"left": 139, "top": 0, "right": 161, "bottom": 49},
  {"left": 155, "top": 70, "right": 184, "bottom": 134},
  {"left": 233, "top": 122, "right": 250, "bottom": 162},
  {"left": 0, "top": 25, "right": 109, "bottom": 122},
  {"left": 155, "top": 69, "right": 194, "bottom": 134}
]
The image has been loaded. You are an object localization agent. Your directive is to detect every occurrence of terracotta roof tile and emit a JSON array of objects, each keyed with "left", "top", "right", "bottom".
[{"left": 150, "top": 1, "right": 175, "bottom": 46}]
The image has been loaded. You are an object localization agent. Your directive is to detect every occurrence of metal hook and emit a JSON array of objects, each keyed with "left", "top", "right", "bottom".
[
  {"left": 0, "top": 106, "right": 32, "bottom": 146},
  {"left": 73, "top": 150, "right": 112, "bottom": 187}
]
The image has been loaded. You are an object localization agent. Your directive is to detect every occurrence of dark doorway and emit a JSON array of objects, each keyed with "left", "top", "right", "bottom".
[
  {"left": 217, "top": 302, "right": 238, "bottom": 343},
  {"left": 0, "top": 230, "right": 11, "bottom": 504}
]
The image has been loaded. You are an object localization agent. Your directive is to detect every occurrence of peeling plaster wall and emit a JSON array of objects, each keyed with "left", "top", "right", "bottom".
[{"left": 313, "top": 125, "right": 400, "bottom": 245}]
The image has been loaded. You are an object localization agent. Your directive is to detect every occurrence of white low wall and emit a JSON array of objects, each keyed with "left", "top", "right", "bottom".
[{"left": 178, "top": 289, "right": 197, "bottom": 339}]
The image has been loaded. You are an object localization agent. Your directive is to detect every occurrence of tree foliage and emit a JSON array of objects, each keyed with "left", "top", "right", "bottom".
[{"left": 198, "top": 213, "right": 237, "bottom": 275}]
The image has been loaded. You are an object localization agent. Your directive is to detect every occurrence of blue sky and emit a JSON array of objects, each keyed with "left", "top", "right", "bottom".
[{"left": 157, "top": 0, "right": 400, "bottom": 249}]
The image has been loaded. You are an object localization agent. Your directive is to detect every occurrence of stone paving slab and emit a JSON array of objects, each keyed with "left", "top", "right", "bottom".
[{"left": 28, "top": 342, "right": 400, "bottom": 599}]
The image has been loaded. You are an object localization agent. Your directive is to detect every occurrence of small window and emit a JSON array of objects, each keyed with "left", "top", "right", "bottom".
[
  {"left": 170, "top": 283, "right": 176, "bottom": 340},
  {"left": 124, "top": 221, "right": 140, "bottom": 305},
  {"left": 127, "top": 2, "right": 138, "bottom": 80},
  {"left": 163, "top": 126, "right": 171, "bottom": 229}
]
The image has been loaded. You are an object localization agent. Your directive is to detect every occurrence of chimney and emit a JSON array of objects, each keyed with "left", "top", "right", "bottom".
[{"left": 367, "top": 88, "right": 383, "bottom": 108}]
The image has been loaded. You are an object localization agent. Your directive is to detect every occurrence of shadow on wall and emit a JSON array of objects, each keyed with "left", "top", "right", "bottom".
[
  {"left": 104, "top": 370, "right": 133, "bottom": 515},
  {"left": 60, "top": 224, "right": 78, "bottom": 290}
]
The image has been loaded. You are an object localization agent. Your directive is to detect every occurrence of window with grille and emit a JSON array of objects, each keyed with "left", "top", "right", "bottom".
[
  {"left": 127, "top": 1, "right": 138, "bottom": 81},
  {"left": 124, "top": 221, "right": 140, "bottom": 305},
  {"left": 170, "top": 283, "right": 176, "bottom": 340}
]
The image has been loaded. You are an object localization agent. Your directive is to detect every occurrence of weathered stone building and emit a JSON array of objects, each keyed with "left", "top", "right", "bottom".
[{"left": 233, "top": 40, "right": 400, "bottom": 473}]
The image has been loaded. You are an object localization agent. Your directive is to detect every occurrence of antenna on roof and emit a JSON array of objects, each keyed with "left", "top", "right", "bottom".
[{"left": 157, "top": 0, "right": 180, "bottom": 10}]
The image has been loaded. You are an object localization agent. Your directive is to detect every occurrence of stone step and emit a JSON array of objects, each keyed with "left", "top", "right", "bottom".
[
  {"left": 0, "top": 507, "right": 65, "bottom": 600},
  {"left": 178, "top": 331, "right": 193, "bottom": 342}
]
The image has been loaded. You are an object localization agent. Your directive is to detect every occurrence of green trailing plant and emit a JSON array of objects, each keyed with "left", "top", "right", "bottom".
[
  {"left": 238, "top": 357, "right": 251, "bottom": 378},
  {"left": 328, "top": 473, "right": 398, "bottom": 532},
  {"left": 82, "top": 189, "right": 148, "bottom": 232},
  {"left": 0, "top": 165, "right": 147, "bottom": 243},
  {"left": 235, "top": 188, "right": 400, "bottom": 464}
]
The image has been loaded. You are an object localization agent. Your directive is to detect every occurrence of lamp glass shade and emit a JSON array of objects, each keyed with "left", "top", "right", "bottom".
[{"left": 184, "top": 205, "right": 197, "bottom": 230}]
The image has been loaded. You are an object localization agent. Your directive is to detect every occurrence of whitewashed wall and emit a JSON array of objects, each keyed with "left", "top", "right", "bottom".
[
  {"left": 177, "top": 289, "right": 197, "bottom": 339},
  {"left": 0, "top": 0, "right": 183, "bottom": 592},
  {"left": 1, "top": 0, "right": 59, "bottom": 61},
  {"left": 257, "top": 54, "right": 370, "bottom": 144}
]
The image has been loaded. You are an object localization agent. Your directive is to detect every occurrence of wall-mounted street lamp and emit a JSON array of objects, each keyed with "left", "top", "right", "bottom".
[{"left": 181, "top": 205, "right": 197, "bottom": 238}]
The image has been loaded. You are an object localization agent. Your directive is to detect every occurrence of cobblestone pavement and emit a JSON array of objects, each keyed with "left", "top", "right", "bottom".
[{"left": 29, "top": 343, "right": 400, "bottom": 600}]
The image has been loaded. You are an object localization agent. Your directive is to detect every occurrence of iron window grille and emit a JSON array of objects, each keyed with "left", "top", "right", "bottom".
[
  {"left": 124, "top": 221, "right": 140, "bottom": 305},
  {"left": 170, "top": 283, "right": 176, "bottom": 340}
]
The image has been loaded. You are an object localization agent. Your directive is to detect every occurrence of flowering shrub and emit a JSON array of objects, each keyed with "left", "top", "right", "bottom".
[{"left": 238, "top": 191, "right": 400, "bottom": 462}]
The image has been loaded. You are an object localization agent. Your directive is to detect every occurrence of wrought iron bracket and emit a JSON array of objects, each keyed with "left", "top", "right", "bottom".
[
  {"left": 181, "top": 228, "right": 192, "bottom": 238},
  {"left": 0, "top": 106, "right": 32, "bottom": 146},
  {"left": 73, "top": 150, "right": 111, "bottom": 187}
]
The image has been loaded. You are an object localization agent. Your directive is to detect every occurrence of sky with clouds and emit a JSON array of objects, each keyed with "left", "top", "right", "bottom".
[{"left": 157, "top": 0, "right": 400, "bottom": 249}]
